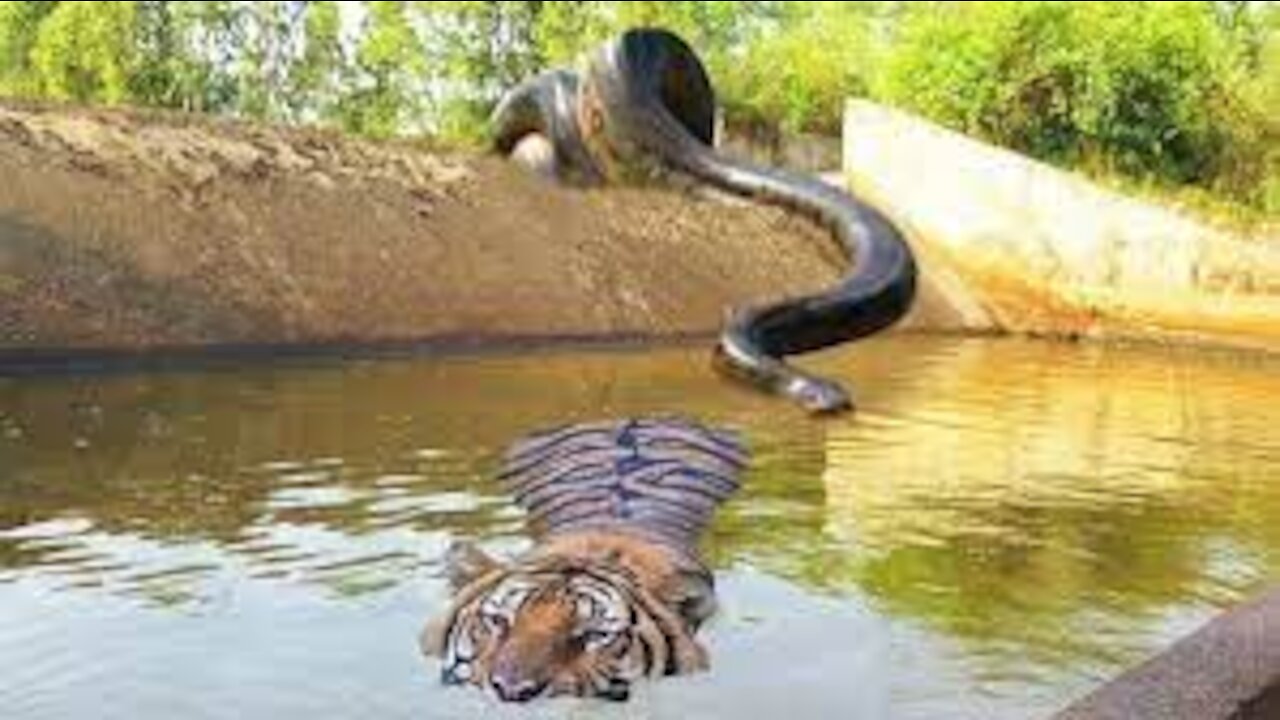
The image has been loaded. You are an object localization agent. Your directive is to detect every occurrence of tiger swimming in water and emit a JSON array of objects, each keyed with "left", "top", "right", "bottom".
[{"left": 421, "top": 417, "right": 748, "bottom": 703}]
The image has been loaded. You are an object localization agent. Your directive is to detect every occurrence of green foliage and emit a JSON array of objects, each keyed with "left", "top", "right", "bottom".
[
  {"left": 534, "top": 1, "right": 613, "bottom": 66},
  {"left": 1220, "top": 2, "right": 1280, "bottom": 212},
  {"left": 879, "top": 2, "right": 1251, "bottom": 191},
  {"left": 129, "top": 1, "right": 198, "bottom": 109},
  {"left": 0, "top": 0, "right": 1272, "bottom": 211},
  {"left": 410, "top": 1, "right": 546, "bottom": 143},
  {"left": 0, "top": 1, "right": 58, "bottom": 96},
  {"left": 286, "top": 0, "right": 344, "bottom": 122},
  {"left": 154, "top": 1, "right": 249, "bottom": 113},
  {"left": 717, "top": 2, "right": 878, "bottom": 135},
  {"left": 30, "top": 1, "right": 139, "bottom": 104},
  {"left": 534, "top": 1, "right": 778, "bottom": 76},
  {"left": 339, "top": 1, "right": 425, "bottom": 138}
]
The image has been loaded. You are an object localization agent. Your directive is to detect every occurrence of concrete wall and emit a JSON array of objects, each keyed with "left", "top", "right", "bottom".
[
  {"left": 842, "top": 100, "right": 1280, "bottom": 352},
  {"left": 716, "top": 114, "right": 842, "bottom": 175},
  {"left": 721, "top": 130, "right": 842, "bottom": 175},
  {"left": 1054, "top": 585, "right": 1280, "bottom": 719}
]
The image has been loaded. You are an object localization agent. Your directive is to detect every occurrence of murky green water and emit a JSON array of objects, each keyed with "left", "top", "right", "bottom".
[{"left": 1, "top": 337, "right": 1277, "bottom": 719}]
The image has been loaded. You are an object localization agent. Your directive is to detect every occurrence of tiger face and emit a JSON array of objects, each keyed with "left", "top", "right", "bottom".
[{"left": 422, "top": 539, "right": 710, "bottom": 703}]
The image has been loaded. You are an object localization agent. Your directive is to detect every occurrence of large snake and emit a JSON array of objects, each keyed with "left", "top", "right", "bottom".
[{"left": 491, "top": 29, "right": 918, "bottom": 415}]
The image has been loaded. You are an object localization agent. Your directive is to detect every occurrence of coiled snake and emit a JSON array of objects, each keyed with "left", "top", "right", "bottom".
[{"left": 492, "top": 29, "right": 918, "bottom": 415}]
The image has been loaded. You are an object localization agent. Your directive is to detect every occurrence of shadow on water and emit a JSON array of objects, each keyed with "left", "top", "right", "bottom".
[{"left": 0, "top": 336, "right": 1277, "bottom": 718}]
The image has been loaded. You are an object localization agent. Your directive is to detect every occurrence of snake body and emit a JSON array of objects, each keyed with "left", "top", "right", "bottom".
[{"left": 491, "top": 29, "right": 918, "bottom": 415}]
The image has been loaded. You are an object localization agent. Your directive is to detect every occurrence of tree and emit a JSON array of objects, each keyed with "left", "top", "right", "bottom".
[
  {"left": 410, "top": 1, "right": 547, "bottom": 141},
  {"left": 285, "top": 0, "right": 345, "bottom": 124},
  {"left": 717, "top": 2, "right": 881, "bottom": 135},
  {"left": 336, "top": 0, "right": 427, "bottom": 138},
  {"left": 0, "top": 1, "right": 60, "bottom": 97},
  {"left": 29, "top": 1, "right": 140, "bottom": 104},
  {"left": 880, "top": 2, "right": 1242, "bottom": 185}
]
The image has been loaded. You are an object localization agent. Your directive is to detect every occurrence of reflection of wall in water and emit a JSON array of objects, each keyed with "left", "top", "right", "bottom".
[{"left": 813, "top": 339, "right": 1280, "bottom": 667}]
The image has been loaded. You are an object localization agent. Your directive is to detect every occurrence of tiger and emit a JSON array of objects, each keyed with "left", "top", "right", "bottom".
[{"left": 420, "top": 417, "right": 749, "bottom": 703}]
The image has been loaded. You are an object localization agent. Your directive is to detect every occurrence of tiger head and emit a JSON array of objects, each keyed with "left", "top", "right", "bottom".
[{"left": 422, "top": 538, "right": 713, "bottom": 703}]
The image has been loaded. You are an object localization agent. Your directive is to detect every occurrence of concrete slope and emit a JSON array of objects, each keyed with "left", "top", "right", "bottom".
[{"left": 843, "top": 100, "right": 1280, "bottom": 352}]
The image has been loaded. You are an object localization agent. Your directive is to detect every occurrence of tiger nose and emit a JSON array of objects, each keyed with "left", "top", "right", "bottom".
[{"left": 491, "top": 672, "right": 546, "bottom": 703}]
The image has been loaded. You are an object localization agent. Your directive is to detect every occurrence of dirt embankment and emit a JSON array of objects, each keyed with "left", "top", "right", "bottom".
[{"left": 1, "top": 100, "right": 911, "bottom": 363}]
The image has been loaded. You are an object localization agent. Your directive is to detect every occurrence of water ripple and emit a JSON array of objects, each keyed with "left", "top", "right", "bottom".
[{"left": 0, "top": 338, "right": 1275, "bottom": 720}]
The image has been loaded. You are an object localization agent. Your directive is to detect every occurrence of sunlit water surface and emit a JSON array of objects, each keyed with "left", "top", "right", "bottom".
[{"left": 1, "top": 337, "right": 1277, "bottom": 719}]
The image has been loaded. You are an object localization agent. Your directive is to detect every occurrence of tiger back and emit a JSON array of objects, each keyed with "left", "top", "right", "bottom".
[{"left": 422, "top": 417, "right": 748, "bottom": 702}]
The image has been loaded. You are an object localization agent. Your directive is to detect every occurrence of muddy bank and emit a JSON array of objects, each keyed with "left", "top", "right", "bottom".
[
  {"left": 3, "top": 100, "right": 930, "bottom": 362},
  {"left": 6, "top": 97, "right": 1268, "bottom": 366}
]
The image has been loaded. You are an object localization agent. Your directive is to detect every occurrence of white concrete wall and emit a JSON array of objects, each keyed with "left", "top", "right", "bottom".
[{"left": 842, "top": 100, "right": 1280, "bottom": 351}]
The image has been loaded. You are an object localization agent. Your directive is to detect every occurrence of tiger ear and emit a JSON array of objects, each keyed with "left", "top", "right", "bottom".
[
  {"left": 444, "top": 540, "right": 504, "bottom": 591},
  {"left": 666, "top": 569, "right": 718, "bottom": 630},
  {"left": 420, "top": 616, "right": 449, "bottom": 657}
]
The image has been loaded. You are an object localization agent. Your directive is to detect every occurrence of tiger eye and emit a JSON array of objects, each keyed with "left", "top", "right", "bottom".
[
  {"left": 428, "top": 415, "right": 747, "bottom": 702},
  {"left": 482, "top": 611, "right": 508, "bottom": 634}
]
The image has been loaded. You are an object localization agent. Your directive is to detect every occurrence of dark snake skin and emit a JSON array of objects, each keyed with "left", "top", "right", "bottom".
[{"left": 491, "top": 28, "right": 918, "bottom": 415}]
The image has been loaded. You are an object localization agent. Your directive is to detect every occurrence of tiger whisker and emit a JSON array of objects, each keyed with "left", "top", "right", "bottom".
[{"left": 425, "top": 416, "right": 748, "bottom": 703}]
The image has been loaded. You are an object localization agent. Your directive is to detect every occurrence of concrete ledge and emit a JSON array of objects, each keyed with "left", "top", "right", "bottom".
[
  {"left": 842, "top": 100, "right": 1280, "bottom": 352},
  {"left": 1054, "top": 586, "right": 1280, "bottom": 720}
]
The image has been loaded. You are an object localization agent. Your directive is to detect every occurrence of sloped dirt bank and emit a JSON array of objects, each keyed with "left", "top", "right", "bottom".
[{"left": 3, "top": 100, "right": 939, "bottom": 365}]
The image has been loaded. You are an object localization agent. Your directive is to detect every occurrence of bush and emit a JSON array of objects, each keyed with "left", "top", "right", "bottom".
[
  {"left": 878, "top": 2, "right": 1247, "bottom": 191},
  {"left": 714, "top": 2, "right": 875, "bottom": 135},
  {"left": 1215, "top": 9, "right": 1280, "bottom": 213},
  {"left": 29, "top": 1, "right": 140, "bottom": 105}
]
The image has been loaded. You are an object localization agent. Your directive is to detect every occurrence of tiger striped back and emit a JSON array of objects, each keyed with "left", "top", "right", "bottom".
[{"left": 497, "top": 417, "right": 748, "bottom": 548}]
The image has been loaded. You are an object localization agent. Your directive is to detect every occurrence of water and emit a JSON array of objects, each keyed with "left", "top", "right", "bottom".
[{"left": 1, "top": 336, "right": 1277, "bottom": 719}]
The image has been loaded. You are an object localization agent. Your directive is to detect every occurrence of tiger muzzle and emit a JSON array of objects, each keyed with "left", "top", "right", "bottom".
[
  {"left": 490, "top": 671, "right": 547, "bottom": 703},
  {"left": 489, "top": 651, "right": 551, "bottom": 703}
]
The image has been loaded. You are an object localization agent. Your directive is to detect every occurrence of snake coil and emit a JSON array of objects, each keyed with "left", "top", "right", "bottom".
[{"left": 492, "top": 29, "right": 918, "bottom": 415}]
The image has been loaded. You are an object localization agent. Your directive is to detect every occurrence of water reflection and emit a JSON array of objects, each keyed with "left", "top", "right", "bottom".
[
  {"left": 814, "top": 341, "right": 1280, "bottom": 693},
  {"left": 0, "top": 338, "right": 1277, "bottom": 718}
]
